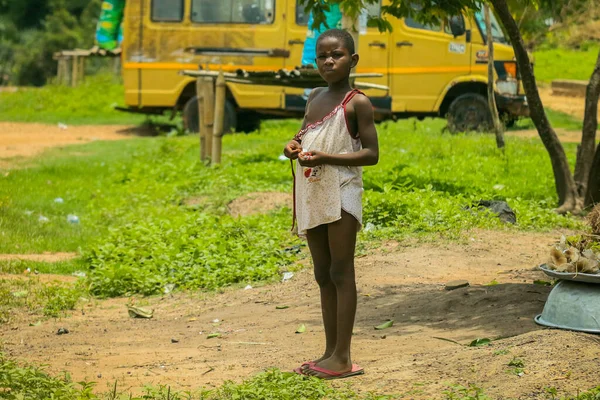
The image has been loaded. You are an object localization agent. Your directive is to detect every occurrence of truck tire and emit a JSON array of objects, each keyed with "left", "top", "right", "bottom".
[
  {"left": 236, "top": 111, "right": 261, "bottom": 133},
  {"left": 183, "top": 96, "right": 237, "bottom": 134},
  {"left": 446, "top": 93, "right": 493, "bottom": 134}
]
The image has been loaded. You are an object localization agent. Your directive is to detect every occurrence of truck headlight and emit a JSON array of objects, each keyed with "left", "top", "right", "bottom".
[{"left": 497, "top": 79, "right": 518, "bottom": 96}]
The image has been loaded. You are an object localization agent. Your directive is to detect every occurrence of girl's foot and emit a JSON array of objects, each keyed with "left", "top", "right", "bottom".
[
  {"left": 300, "top": 352, "right": 332, "bottom": 373},
  {"left": 304, "top": 357, "right": 352, "bottom": 378}
]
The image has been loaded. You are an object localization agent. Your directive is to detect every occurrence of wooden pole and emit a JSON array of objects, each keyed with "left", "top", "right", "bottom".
[
  {"left": 71, "top": 56, "right": 79, "bottom": 87},
  {"left": 79, "top": 56, "right": 86, "bottom": 83},
  {"left": 484, "top": 4, "right": 505, "bottom": 149},
  {"left": 196, "top": 77, "right": 207, "bottom": 161},
  {"left": 202, "top": 77, "right": 215, "bottom": 163},
  {"left": 212, "top": 70, "right": 227, "bottom": 164}
]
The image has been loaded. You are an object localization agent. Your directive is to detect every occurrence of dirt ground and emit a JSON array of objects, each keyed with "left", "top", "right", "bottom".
[
  {"left": 0, "top": 122, "right": 142, "bottom": 161},
  {"left": 2, "top": 229, "right": 600, "bottom": 399}
]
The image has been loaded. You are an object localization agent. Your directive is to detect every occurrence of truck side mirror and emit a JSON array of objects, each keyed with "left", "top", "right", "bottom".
[{"left": 448, "top": 15, "right": 466, "bottom": 37}]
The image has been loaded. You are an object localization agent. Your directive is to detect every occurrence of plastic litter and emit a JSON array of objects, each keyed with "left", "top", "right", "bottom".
[
  {"left": 278, "top": 155, "right": 288, "bottom": 161},
  {"left": 282, "top": 272, "right": 294, "bottom": 282},
  {"left": 244, "top": 285, "right": 253, "bottom": 290},
  {"left": 38, "top": 216, "right": 49, "bottom": 223},
  {"left": 364, "top": 222, "right": 376, "bottom": 232},
  {"left": 54, "top": 198, "right": 64, "bottom": 204},
  {"left": 58, "top": 123, "right": 68, "bottom": 130},
  {"left": 67, "top": 214, "right": 80, "bottom": 224}
]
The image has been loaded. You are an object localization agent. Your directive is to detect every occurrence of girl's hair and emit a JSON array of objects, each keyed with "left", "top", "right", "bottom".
[{"left": 316, "top": 29, "right": 355, "bottom": 54}]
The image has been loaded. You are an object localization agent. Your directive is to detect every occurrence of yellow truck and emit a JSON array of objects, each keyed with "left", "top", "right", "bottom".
[{"left": 119, "top": 0, "right": 529, "bottom": 133}]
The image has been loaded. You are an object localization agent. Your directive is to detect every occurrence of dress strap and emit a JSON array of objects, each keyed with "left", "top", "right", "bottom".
[{"left": 342, "top": 89, "right": 364, "bottom": 106}]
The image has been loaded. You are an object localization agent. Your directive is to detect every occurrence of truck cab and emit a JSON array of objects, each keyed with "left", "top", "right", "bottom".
[{"left": 120, "top": 0, "right": 528, "bottom": 133}]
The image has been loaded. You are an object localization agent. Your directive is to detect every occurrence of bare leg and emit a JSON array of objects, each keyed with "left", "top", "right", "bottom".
[
  {"left": 306, "top": 210, "right": 358, "bottom": 377},
  {"left": 304, "top": 223, "right": 336, "bottom": 366}
]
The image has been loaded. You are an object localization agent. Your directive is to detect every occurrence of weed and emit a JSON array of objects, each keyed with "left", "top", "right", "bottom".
[{"left": 443, "top": 383, "right": 490, "bottom": 400}]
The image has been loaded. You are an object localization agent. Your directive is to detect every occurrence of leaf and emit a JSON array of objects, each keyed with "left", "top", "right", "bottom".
[
  {"left": 295, "top": 324, "right": 306, "bottom": 334},
  {"left": 469, "top": 338, "right": 492, "bottom": 347},
  {"left": 374, "top": 320, "right": 394, "bottom": 330},
  {"left": 127, "top": 305, "right": 153, "bottom": 319},
  {"left": 275, "top": 305, "right": 289, "bottom": 309},
  {"left": 29, "top": 321, "right": 42, "bottom": 327},
  {"left": 534, "top": 280, "right": 552, "bottom": 286},
  {"left": 207, "top": 333, "right": 221, "bottom": 339}
]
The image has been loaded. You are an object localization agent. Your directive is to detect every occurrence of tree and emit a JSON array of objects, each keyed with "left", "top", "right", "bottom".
[{"left": 304, "top": 0, "right": 599, "bottom": 213}]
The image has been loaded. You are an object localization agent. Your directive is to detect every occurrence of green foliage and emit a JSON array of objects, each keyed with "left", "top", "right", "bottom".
[
  {"left": 0, "top": 353, "right": 97, "bottom": 400},
  {"left": 85, "top": 211, "right": 297, "bottom": 297}
]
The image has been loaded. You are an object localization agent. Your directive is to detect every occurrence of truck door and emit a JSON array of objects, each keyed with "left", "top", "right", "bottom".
[{"left": 389, "top": 11, "right": 470, "bottom": 112}]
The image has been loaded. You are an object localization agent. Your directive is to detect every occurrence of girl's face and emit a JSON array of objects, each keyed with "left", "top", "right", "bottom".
[{"left": 315, "top": 36, "right": 358, "bottom": 84}]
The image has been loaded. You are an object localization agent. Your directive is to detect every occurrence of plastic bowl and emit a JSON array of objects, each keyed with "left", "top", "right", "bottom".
[{"left": 535, "top": 280, "right": 600, "bottom": 334}]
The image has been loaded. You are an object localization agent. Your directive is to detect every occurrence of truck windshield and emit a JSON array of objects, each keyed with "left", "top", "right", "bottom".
[{"left": 474, "top": 10, "right": 508, "bottom": 44}]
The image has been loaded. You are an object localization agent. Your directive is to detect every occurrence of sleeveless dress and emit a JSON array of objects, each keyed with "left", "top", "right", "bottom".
[{"left": 292, "top": 89, "right": 364, "bottom": 236}]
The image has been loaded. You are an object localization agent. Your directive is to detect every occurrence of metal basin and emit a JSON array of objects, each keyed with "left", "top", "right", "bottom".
[
  {"left": 535, "top": 280, "right": 600, "bottom": 334},
  {"left": 539, "top": 264, "right": 600, "bottom": 284}
]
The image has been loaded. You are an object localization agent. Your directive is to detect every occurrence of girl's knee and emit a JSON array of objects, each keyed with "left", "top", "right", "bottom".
[
  {"left": 314, "top": 265, "right": 332, "bottom": 287},
  {"left": 329, "top": 260, "right": 355, "bottom": 286}
]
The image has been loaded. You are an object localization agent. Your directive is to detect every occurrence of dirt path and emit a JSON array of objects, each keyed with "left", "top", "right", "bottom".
[
  {"left": 2, "top": 229, "right": 599, "bottom": 399},
  {"left": 0, "top": 122, "right": 136, "bottom": 161}
]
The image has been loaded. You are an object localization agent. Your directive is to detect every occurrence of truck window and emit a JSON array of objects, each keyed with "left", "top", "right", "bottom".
[
  {"left": 151, "top": 0, "right": 184, "bottom": 22},
  {"left": 404, "top": 17, "right": 440, "bottom": 32},
  {"left": 296, "top": 0, "right": 380, "bottom": 26},
  {"left": 192, "top": 0, "right": 275, "bottom": 24}
]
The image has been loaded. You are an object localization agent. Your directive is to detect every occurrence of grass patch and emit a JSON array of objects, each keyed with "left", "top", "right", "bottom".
[
  {"left": 0, "top": 74, "right": 170, "bottom": 126},
  {"left": 512, "top": 108, "right": 590, "bottom": 132},
  {"left": 0, "top": 277, "right": 85, "bottom": 323},
  {"left": 0, "top": 118, "right": 584, "bottom": 296},
  {"left": 534, "top": 44, "right": 600, "bottom": 83},
  {"left": 0, "top": 360, "right": 392, "bottom": 400}
]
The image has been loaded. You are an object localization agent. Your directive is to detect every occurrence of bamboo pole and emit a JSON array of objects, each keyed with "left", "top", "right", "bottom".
[
  {"left": 212, "top": 70, "right": 227, "bottom": 164},
  {"left": 196, "top": 77, "right": 207, "bottom": 161},
  {"left": 202, "top": 77, "right": 215, "bottom": 163},
  {"left": 71, "top": 56, "right": 79, "bottom": 87},
  {"left": 79, "top": 56, "right": 86, "bottom": 83}
]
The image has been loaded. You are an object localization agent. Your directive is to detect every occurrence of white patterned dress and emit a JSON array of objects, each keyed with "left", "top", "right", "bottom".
[{"left": 292, "top": 89, "right": 364, "bottom": 236}]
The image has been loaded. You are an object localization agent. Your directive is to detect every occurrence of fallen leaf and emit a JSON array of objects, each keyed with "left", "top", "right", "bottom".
[
  {"left": 374, "top": 320, "right": 394, "bottom": 330},
  {"left": 296, "top": 324, "right": 306, "bottom": 334},
  {"left": 276, "top": 305, "right": 289, "bottom": 310},
  {"left": 127, "top": 305, "right": 153, "bottom": 319},
  {"left": 207, "top": 333, "right": 221, "bottom": 339},
  {"left": 469, "top": 338, "right": 491, "bottom": 347}
]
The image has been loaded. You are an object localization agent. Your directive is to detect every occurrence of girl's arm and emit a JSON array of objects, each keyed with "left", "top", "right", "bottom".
[
  {"left": 299, "top": 95, "right": 379, "bottom": 167},
  {"left": 284, "top": 88, "right": 323, "bottom": 159}
]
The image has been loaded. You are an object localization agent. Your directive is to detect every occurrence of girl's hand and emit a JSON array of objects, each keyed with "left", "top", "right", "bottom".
[
  {"left": 284, "top": 140, "right": 301, "bottom": 159},
  {"left": 298, "top": 150, "right": 328, "bottom": 167}
]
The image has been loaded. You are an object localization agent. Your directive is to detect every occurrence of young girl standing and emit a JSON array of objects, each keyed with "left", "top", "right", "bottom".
[{"left": 283, "top": 28, "right": 379, "bottom": 380}]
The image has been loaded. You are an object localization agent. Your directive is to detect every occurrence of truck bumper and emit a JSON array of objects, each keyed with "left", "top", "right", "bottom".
[{"left": 496, "top": 93, "right": 530, "bottom": 118}]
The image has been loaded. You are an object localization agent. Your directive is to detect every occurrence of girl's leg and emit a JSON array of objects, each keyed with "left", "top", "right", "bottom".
[
  {"left": 305, "top": 223, "right": 337, "bottom": 365},
  {"left": 307, "top": 210, "right": 358, "bottom": 376}
]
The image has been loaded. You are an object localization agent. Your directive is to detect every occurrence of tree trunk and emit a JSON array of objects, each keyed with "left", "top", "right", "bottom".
[
  {"left": 491, "top": 0, "right": 579, "bottom": 213},
  {"left": 484, "top": 4, "right": 505, "bottom": 150},
  {"left": 583, "top": 49, "right": 600, "bottom": 207}
]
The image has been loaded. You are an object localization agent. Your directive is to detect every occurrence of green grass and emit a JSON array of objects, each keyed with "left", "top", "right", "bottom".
[
  {"left": 2, "top": 353, "right": 600, "bottom": 400},
  {"left": 534, "top": 44, "right": 600, "bottom": 83},
  {"left": 0, "top": 74, "right": 165, "bottom": 125},
  {"left": 0, "top": 118, "right": 584, "bottom": 297},
  {"left": 512, "top": 108, "right": 592, "bottom": 132}
]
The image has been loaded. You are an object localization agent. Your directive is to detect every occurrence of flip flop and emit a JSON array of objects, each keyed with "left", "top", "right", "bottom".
[
  {"left": 305, "top": 363, "right": 365, "bottom": 380},
  {"left": 293, "top": 360, "right": 316, "bottom": 375}
]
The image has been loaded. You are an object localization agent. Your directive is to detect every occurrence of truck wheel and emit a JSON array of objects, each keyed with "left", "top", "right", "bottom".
[
  {"left": 183, "top": 96, "right": 237, "bottom": 134},
  {"left": 446, "top": 93, "right": 493, "bottom": 134},
  {"left": 236, "top": 111, "right": 261, "bottom": 133}
]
